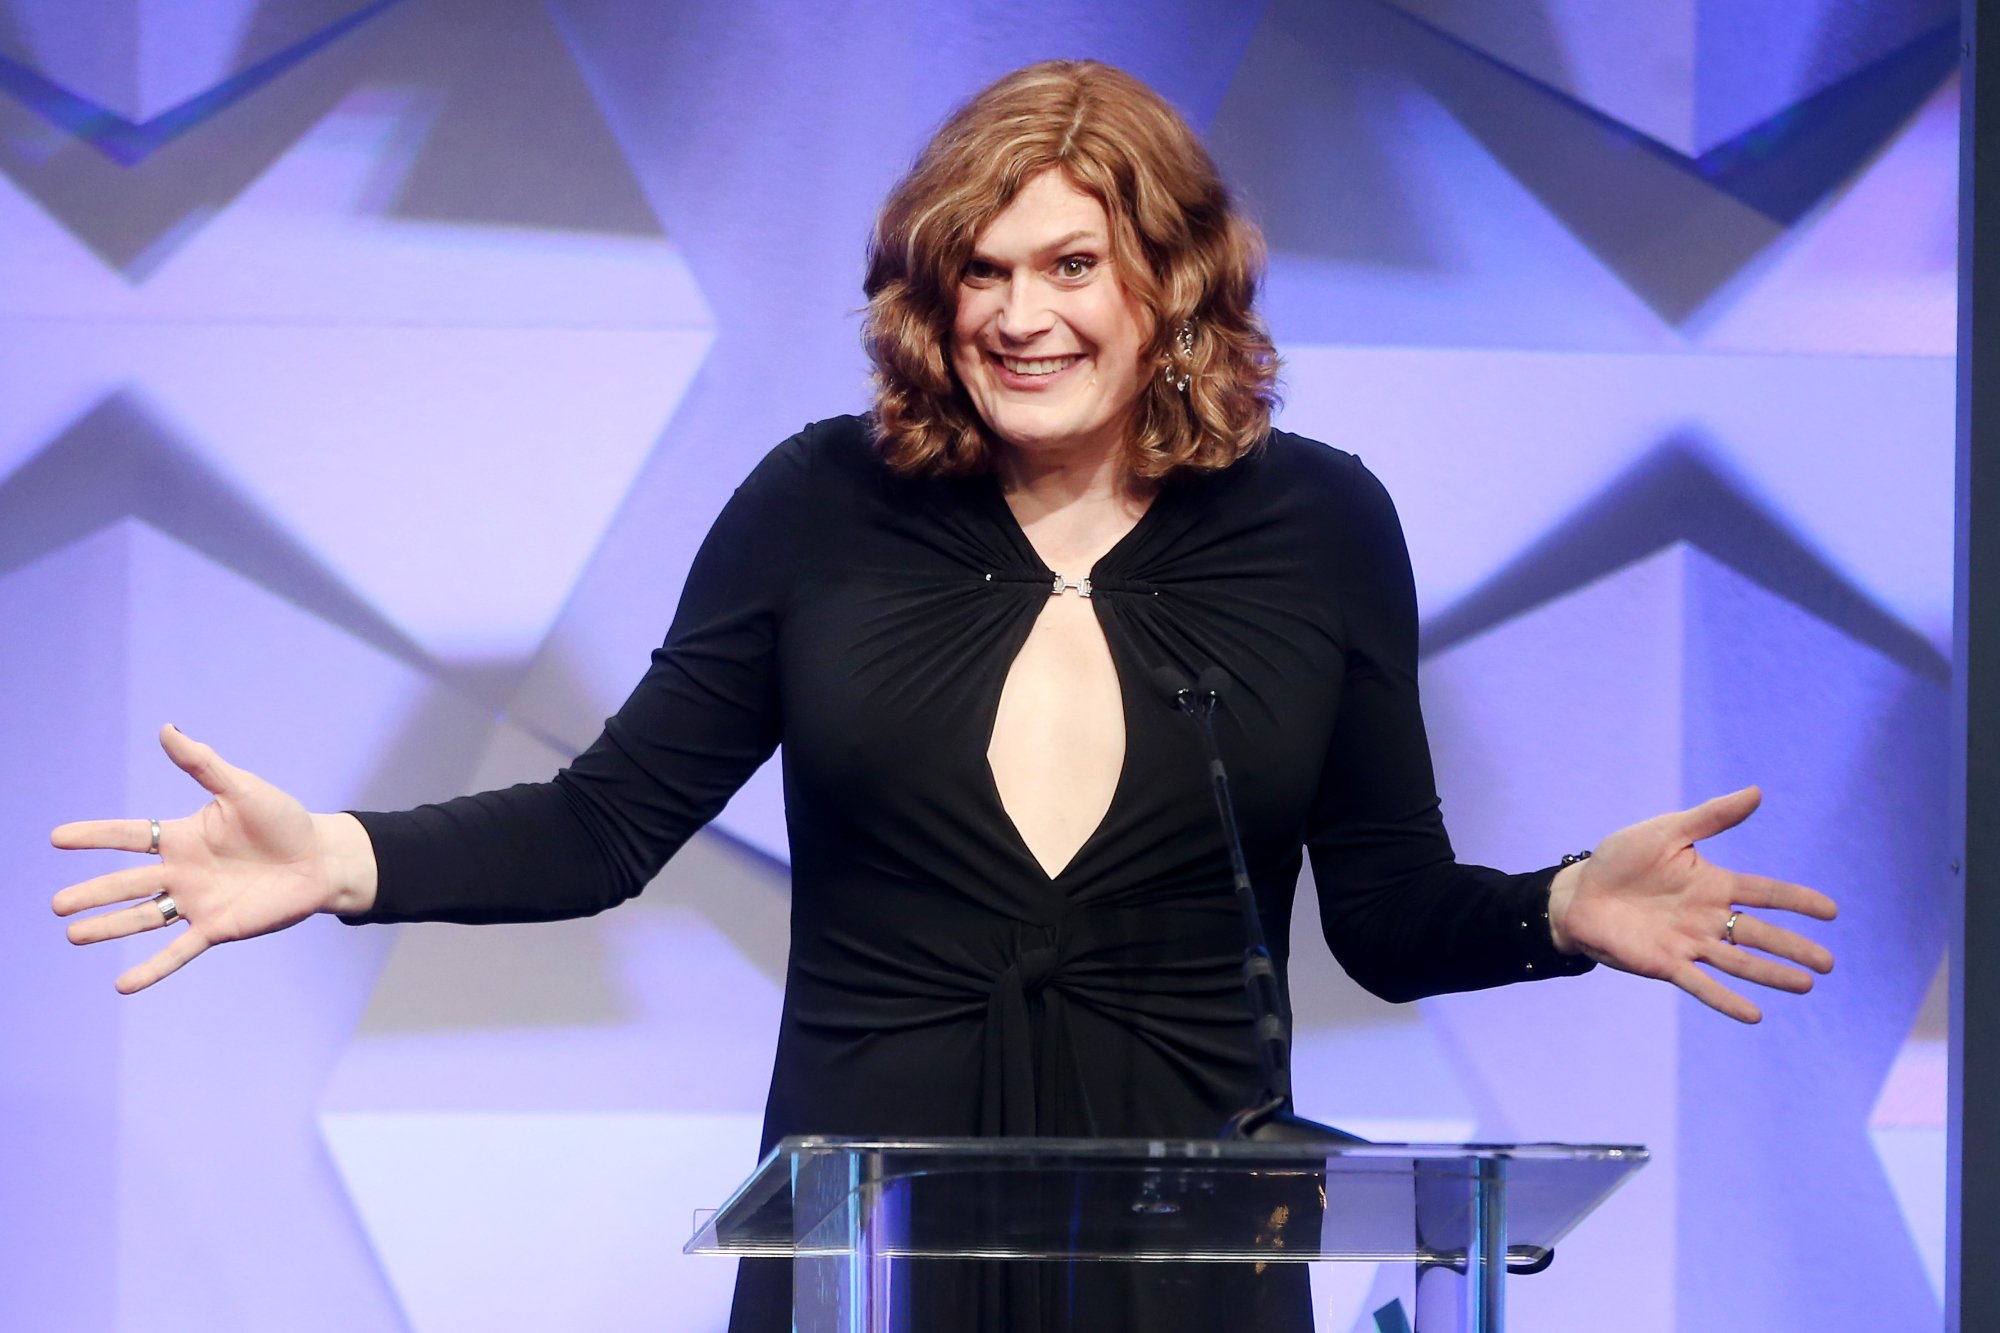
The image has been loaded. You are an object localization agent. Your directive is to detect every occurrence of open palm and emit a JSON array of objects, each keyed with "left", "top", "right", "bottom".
[
  {"left": 51, "top": 726, "right": 337, "bottom": 994},
  {"left": 1550, "top": 787, "right": 1837, "bottom": 1023}
]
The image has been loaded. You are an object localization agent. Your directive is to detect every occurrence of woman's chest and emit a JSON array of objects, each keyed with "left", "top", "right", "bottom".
[{"left": 775, "top": 558, "right": 1351, "bottom": 856}]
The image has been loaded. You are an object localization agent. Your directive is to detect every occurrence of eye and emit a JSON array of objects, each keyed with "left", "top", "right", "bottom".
[
  {"left": 1055, "top": 254, "right": 1097, "bottom": 281},
  {"left": 962, "top": 258, "right": 1003, "bottom": 285}
]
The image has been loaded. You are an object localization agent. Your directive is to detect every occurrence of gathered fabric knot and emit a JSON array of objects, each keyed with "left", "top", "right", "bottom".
[
  {"left": 1012, "top": 942, "right": 1059, "bottom": 995},
  {"left": 980, "top": 928, "right": 1080, "bottom": 1139},
  {"left": 977, "top": 930, "right": 1094, "bottom": 1329}
]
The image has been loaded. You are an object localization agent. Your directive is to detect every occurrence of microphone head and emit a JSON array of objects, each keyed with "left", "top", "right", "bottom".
[
  {"left": 1151, "top": 664, "right": 1194, "bottom": 708},
  {"left": 1194, "top": 667, "right": 1231, "bottom": 702}
]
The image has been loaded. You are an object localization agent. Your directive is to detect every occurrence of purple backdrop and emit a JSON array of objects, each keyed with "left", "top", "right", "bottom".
[{"left": 0, "top": 1, "right": 1955, "bottom": 1328}]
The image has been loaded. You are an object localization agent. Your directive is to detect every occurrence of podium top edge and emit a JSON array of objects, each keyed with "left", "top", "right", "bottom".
[{"left": 770, "top": 1135, "right": 1648, "bottom": 1162}]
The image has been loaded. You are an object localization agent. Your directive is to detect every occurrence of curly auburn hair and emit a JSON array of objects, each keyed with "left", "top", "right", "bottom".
[{"left": 863, "top": 60, "right": 1281, "bottom": 479}]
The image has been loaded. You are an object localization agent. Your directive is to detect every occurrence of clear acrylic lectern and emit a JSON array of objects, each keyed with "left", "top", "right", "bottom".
[{"left": 686, "top": 1136, "right": 1646, "bottom": 1332}]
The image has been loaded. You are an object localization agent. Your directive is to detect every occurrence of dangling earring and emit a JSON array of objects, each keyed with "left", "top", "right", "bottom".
[{"left": 1162, "top": 322, "right": 1194, "bottom": 393}]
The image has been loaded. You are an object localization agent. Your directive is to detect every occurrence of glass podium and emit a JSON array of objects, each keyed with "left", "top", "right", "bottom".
[{"left": 687, "top": 1136, "right": 1647, "bottom": 1332}]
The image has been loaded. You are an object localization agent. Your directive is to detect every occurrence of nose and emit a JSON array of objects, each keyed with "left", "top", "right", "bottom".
[{"left": 995, "top": 277, "right": 1053, "bottom": 342}]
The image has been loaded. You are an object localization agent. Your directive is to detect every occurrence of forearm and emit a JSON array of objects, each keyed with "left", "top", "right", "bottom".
[
  {"left": 341, "top": 778, "right": 668, "bottom": 925},
  {"left": 1324, "top": 860, "right": 1591, "bottom": 1002}
]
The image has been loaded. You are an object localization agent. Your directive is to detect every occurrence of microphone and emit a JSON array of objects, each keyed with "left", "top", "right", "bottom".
[
  {"left": 1155, "top": 669, "right": 1557, "bottom": 1272},
  {"left": 1155, "top": 665, "right": 1364, "bottom": 1145}
]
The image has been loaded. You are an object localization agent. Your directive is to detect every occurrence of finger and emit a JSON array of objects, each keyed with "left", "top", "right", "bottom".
[
  {"left": 117, "top": 930, "right": 209, "bottom": 995},
  {"left": 51, "top": 818, "right": 158, "bottom": 854},
  {"left": 1677, "top": 786, "right": 1762, "bottom": 842},
  {"left": 1674, "top": 965, "right": 1763, "bottom": 1024},
  {"left": 160, "top": 724, "right": 238, "bottom": 798},
  {"left": 1727, "top": 913, "right": 1835, "bottom": 974},
  {"left": 67, "top": 897, "right": 181, "bottom": 946},
  {"left": 52, "top": 863, "right": 169, "bottom": 916},
  {"left": 1727, "top": 874, "right": 1839, "bottom": 922},
  {"left": 1703, "top": 942, "right": 1818, "bottom": 994}
]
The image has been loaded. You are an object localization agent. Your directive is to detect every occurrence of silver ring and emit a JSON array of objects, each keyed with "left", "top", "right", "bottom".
[
  {"left": 154, "top": 894, "right": 179, "bottom": 925},
  {"left": 148, "top": 818, "right": 162, "bottom": 856},
  {"left": 1723, "top": 910, "right": 1741, "bottom": 946}
]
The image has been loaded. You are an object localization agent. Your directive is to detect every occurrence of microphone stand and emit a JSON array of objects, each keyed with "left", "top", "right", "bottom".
[
  {"left": 1170, "top": 675, "right": 1558, "bottom": 1275},
  {"left": 1168, "top": 673, "right": 1365, "bottom": 1145}
]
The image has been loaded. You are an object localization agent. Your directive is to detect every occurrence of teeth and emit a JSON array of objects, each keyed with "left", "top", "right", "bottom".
[{"left": 999, "top": 355, "right": 1079, "bottom": 376}]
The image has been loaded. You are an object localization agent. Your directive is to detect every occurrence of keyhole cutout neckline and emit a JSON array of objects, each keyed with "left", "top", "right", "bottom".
[{"left": 981, "top": 472, "right": 1167, "bottom": 882}]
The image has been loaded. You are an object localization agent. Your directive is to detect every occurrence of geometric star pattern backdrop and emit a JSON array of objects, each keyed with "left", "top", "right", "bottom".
[{"left": 0, "top": 1, "right": 1955, "bottom": 1328}]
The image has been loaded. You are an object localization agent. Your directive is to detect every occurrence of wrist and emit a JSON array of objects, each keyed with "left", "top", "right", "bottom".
[
  {"left": 312, "top": 812, "right": 379, "bottom": 917},
  {"left": 1547, "top": 860, "right": 1585, "bottom": 955}
]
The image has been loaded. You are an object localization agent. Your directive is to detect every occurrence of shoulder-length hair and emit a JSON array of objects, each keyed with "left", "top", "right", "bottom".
[{"left": 863, "top": 60, "right": 1281, "bottom": 479}]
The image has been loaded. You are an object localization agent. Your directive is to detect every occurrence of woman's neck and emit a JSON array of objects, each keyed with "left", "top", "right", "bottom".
[{"left": 994, "top": 440, "right": 1156, "bottom": 570}]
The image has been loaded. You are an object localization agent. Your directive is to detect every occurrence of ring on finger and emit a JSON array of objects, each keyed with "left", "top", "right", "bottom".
[
  {"left": 154, "top": 893, "right": 179, "bottom": 925},
  {"left": 1723, "top": 910, "right": 1741, "bottom": 946},
  {"left": 148, "top": 818, "right": 162, "bottom": 856}
]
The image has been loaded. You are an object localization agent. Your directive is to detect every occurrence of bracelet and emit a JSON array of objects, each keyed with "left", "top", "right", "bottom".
[{"left": 1559, "top": 850, "right": 1593, "bottom": 866}]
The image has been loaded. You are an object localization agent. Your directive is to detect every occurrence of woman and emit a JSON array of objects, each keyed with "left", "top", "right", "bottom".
[{"left": 51, "top": 61, "right": 1835, "bottom": 1331}]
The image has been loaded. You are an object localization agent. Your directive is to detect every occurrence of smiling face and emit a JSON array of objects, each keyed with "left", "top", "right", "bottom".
[{"left": 950, "top": 170, "right": 1154, "bottom": 469}]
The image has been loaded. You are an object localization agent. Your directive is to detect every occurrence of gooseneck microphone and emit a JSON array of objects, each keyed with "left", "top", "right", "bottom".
[{"left": 1154, "top": 666, "right": 1365, "bottom": 1145}]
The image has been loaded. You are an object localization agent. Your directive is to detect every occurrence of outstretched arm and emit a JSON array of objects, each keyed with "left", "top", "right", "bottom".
[
  {"left": 1307, "top": 454, "right": 1836, "bottom": 1015},
  {"left": 50, "top": 724, "right": 378, "bottom": 994},
  {"left": 50, "top": 424, "right": 823, "bottom": 992},
  {"left": 1546, "top": 785, "right": 1837, "bottom": 1024}
]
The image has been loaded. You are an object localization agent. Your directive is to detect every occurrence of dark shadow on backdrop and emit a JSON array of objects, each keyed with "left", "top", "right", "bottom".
[
  {"left": 0, "top": 1, "right": 401, "bottom": 165},
  {"left": 0, "top": 0, "right": 659, "bottom": 278},
  {"left": 1206, "top": 0, "right": 1454, "bottom": 271},
  {"left": 0, "top": 392, "right": 430, "bottom": 669},
  {"left": 1421, "top": 434, "right": 1950, "bottom": 687},
  {"left": 1368, "top": 0, "right": 1957, "bottom": 323}
]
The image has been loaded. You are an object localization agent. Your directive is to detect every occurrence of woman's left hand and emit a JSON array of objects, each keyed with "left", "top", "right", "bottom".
[{"left": 1546, "top": 786, "right": 1836, "bottom": 1023}]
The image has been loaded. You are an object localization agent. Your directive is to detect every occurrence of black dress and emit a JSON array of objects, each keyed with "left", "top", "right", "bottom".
[{"left": 350, "top": 415, "right": 1589, "bottom": 1331}]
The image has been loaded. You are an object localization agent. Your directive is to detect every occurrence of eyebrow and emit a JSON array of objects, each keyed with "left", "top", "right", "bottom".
[
  {"left": 968, "top": 229, "right": 1105, "bottom": 263},
  {"left": 1040, "top": 229, "right": 1100, "bottom": 252}
]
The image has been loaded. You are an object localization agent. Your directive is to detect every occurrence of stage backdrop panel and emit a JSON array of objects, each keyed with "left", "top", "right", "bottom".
[{"left": 0, "top": 2, "right": 1953, "bottom": 1329}]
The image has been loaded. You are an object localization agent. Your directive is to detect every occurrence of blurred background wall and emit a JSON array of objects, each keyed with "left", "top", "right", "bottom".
[{"left": 0, "top": 1, "right": 1957, "bottom": 1328}]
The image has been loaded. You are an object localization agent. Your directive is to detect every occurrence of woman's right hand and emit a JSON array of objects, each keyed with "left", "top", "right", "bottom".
[{"left": 50, "top": 725, "right": 377, "bottom": 994}]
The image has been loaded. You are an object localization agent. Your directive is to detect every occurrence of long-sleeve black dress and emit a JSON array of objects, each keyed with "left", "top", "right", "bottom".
[{"left": 348, "top": 415, "right": 1589, "bottom": 1331}]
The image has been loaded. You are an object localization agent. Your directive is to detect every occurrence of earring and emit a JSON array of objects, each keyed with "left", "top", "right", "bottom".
[{"left": 1162, "top": 322, "right": 1194, "bottom": 393}]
